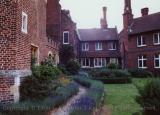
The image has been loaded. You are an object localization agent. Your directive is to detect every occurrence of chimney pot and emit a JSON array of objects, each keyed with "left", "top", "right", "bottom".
[{"left": 141, "top": 7, "right": 149, "bottom": 16}]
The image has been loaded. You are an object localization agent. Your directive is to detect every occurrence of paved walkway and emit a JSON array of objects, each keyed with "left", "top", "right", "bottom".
[{"left": 50, "top": 86, "right": 87, "bottom": 115}]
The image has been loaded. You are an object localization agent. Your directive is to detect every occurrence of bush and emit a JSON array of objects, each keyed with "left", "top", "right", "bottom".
[
  {"left": 128, "top": 68, "right": 153, "bottom": 78},
  {"left": 32, "top": 65, "right": 61, "bottom": 79},
  {"left": 136, "top": 78, "right": 160, "bottom": 115},
  {"left": 20, "top": 75, "right": 56, "bottom": 101},
  {"left": 107, "top": 63, "right": 119, "bottom": 69},
  {"left": 89, "top": 69, "right": 132, "bottom": 84},
  {"left": 52, "top": 82, "right": 79, "bottom": 107},
  {"left": 94, "top": 77, "right": 132, "bottom": 84},
  {"left": 66, "top": 60, "right": 80, "bottom": 75},
  {"left": 59, "top": 45, "right": 75, "bottom": 65},
  {"left": 41, "top": 55, "right": 56, "bottom": 67}
]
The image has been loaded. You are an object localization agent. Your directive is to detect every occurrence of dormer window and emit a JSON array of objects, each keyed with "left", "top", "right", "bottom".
[
  {"left": 95, "top": 42, "right": 102, "bottom": 51},
  {"left": 63, "top": 31, "right": 69, "bottom": 44},
  {"left": 82, "top": 42, "right": 89, "bottom": 51},
  {"left": 137, "top": 36, "right": 146, "bottom": 47},
  {"left": 21, "top": 12, "right": 28, "bottom": 34},
  {"left": 108, "top": 42, "right": 117, "bottom": 50},
  {"left": 153, "top": 33, "right": 160, "bottom": 45}
]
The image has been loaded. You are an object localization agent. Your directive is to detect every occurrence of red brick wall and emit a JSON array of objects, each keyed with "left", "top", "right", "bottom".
[
  {"left": 46, "top": 0, "right": 61, "bottom": 40},
  {"left": 79, "top": 41, "right": 120, "bottom": 58},
  {"left": 0, "top": 77, "right": 14, "bottom": 104},
  {"left": 0, "top": 0, "right": 17, "bottom": 70},
  {"left": 61, "top": 10, "right": 78, "bottom": 56},
  {"left": 127, "top": 31, "right": 160, "bottom": 75}
]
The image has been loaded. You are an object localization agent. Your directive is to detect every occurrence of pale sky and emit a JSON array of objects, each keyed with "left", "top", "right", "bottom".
[{"left": 60, "top": 0, "right": 160, "bottom": 32}]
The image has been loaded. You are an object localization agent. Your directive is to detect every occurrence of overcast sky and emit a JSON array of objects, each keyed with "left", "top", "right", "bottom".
[{"left": 60, "top": 0, "right": 160, "bottom": 32}]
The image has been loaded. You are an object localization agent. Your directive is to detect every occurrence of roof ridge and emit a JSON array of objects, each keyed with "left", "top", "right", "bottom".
[{"left": 134, "top": 12, "right": 160, "bottom": 20}]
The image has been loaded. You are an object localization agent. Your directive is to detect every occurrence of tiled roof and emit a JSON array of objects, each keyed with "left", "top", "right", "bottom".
[
  {"left": 78, "top": 28, "right": 118, "bottom": 41},
  {"left": 129, "top": 12, "right": 160, "bottom": 35}
]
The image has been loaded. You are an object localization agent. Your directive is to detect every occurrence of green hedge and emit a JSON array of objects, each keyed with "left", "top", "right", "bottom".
[
  {"left": 128, "top": 68, "right": 153, "bottom": 78},
  {"left": 94, "top": 77, "right": 132, "bottom": 84},
  {"left": 89, "top": 69, "right": 132, "bottom": 84},
  {"left": 136, "top": 78, "right": 160, "bottom": 115}
]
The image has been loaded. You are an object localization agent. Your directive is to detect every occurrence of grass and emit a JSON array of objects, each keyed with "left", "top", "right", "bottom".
[{"left": 104, "top": 78, "right": 152, "bottom": 115}]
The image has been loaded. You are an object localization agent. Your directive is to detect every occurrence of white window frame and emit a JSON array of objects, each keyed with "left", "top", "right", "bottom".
[
  {"left": 108, "top": 42, "right": 117, "bottom": 50},
  {"left": 138, "top": 55, "right": 147, "bottom": 69},
  {"left": 154, "top": 54, "right": 160, "bottom": 68},
  {"left": 95, "top": 42, "right": 102, "bottom": 51},
  {"left": 153, "top": 33, "right": 160, "bottom": 45},
  {"left": 81, "top": 58, "right": 90, "bottom": 68},
  {"left": 94, "top": 58, "right": 106, "bottom": 68},
  {"left": 21, "top": 12, "right": 28, "bottom": 34},
  {"left": 137, "top": 36, "right": 146, "bottom": 47},
  {"left": 63, "top": 31, "right": 69, "bottom": 44},
  {"left": 109, "top": 58, "right": 118, "bottom": 64},
  {"left": 82, "top": 43, "right": 89, "bottom": 51}
]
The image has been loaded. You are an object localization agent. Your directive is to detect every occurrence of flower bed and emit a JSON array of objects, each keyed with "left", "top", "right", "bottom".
[
  {"left": 71, "top": 76, "right": 105, "bottom": 115},
  {"left": 2, "top": 82, "right": 79, "bottom": 115}
]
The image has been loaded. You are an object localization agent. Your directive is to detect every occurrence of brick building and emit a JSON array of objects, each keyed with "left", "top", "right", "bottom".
[
  {"left": 77, "top": 7, "right": 121, "bottom": 68},
  {"left": 61, "top": 10, "right": 79, "bottom": 60},
  {"left": 120, "top": 0, "right": 160, "bottom": 75},
  {"left": 0, "top": 0, "right": 60, "bottom": 103}
]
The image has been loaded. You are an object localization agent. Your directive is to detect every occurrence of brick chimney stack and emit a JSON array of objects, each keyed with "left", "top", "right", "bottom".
[
  {"left": 141, "top": 8, "right": 149, "bottom": 16},
  {"left": 100, "top": 6, "right": 108, "bottom": 29},
  {"left": 123, "top": 0, "right": 133, "bottom": 30}
]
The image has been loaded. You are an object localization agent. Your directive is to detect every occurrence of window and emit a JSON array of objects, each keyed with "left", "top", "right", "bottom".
[
  {"left": 109, "top": 58, "right": 118, "bottom": 64},
  {"left": 82, "top": 43, "right": 89, "bottom": 51},
  {"left": 137, "top": 36, "right": 146, "bottom": 47},
  {"left": 21, "top": 12, "right": 28, "bottom": 33},
  {"left": 153, "top": 33, "right": 160, "bottom": 45},
  {"left": 81, "top": 58, "right": 90, "bottom": 68},
  {"left": 138, "top": 55, "right": 147, "bottom": 69},
  {"left": 31, "top": 44, "right": 39, "bottom": 65},
  {"left": 108, "top": 42, "right": 117, "bottom": 50},
  {"left": 94, "top": 58, "right": 106, "bottom": 67},
  {"left": 63, "top": 31, "right": 69, "bottom": 44},
  {"left": 95, "top": 42, "right": 102, "bottom": 50},
  {"left": 154, "top": 54, "right": 160, "bottom": 68}
]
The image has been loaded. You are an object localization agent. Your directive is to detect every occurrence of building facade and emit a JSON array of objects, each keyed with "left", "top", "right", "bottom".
[
  {"left": 61, "top": 10, "right": 79, "bottom": 60},
  {"left": 0, "top": 0, "right": 60, "bottom": 103},
  {"left": 77, "top": 7, "right": 121, "bottom": 68},
  {"left": 120, "top": 0, "right": 160, "bottom": 75}
]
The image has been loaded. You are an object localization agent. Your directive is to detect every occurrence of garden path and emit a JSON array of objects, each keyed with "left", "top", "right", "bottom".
[{"left": 50, "top": 86, "right": 87, "bottom": 115}]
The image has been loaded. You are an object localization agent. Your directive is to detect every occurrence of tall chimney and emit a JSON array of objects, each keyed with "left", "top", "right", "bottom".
[
  {"left": 100, "top": 6, "right": 108, "bottom": 29},
  {"left": 123, "top": 0, "right": 133, "bottom": 30},
  {"left": 141, "top": 8, "right": 149, "bottom": 16}
]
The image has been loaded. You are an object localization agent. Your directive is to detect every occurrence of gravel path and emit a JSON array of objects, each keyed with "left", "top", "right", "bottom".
[{"left": 50, "top": 86, "right": 87, "bottom": 115}]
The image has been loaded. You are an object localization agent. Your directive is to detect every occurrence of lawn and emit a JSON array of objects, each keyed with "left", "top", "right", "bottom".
[{"left": 104, "top": 78, "right": 152, "bottom": 115}]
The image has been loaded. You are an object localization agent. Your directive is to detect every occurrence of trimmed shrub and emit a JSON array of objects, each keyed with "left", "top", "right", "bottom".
[
  {"left": 32, "top": 65, "right": 61, "bottom": 79},
  {"left": 89, "top": 69, "right": 132, "bottom": 84},
  {"left": 107, "top": 63, "right": 119, "bottom": 69},
  {"left": 20, "top": 75, "right": 56, "bottom": 101},
  {"left": 94, "top": 77, "right": 132, "bottom": 84},
  {"left": 128, "top": 68, "right": 153, "bottom": 78},
  {"left": 52, "top": 82, "right": 79, "bottom": 107},
  {"left": 136, "top": 78, "right": 160, "bottom": 115},
  {"left": 59, "top": 45, "right": 75, "bottom": 65},
  {"left": 66, "top": 60, "right": 80, "bottom": 75}
]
